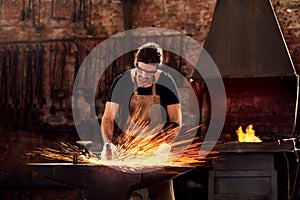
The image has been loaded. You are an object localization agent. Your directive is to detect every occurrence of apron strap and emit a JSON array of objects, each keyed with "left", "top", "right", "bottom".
[{"left": 152, "top": 83, "right": 156, "bottom": 96}]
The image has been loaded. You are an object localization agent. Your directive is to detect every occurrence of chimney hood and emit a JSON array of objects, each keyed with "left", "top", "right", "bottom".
[{"left": 196, "top": 0, "right": 295, "bottom": 78}]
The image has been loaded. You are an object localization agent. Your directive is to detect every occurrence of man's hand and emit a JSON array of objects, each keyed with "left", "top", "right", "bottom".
[
  {"left": 100, "top": 142, "right": 117, "bottom": 160},
  {"left": 155, "top": 142, "right": 171, "bottom": 155},
  {"left": 154, "top": 142, "right": 172, "bottom": 162}
]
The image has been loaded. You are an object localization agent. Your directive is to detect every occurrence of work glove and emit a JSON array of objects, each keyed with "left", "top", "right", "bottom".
[
  {"left": 154, "top": 142, "right": 172, "bottom": 162},
  {"left": 100, "top": 142, "right": 117, "bottom": 160}
]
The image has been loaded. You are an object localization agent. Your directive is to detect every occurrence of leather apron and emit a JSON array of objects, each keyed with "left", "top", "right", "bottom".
[{"left": 129, "top": 71, "right": 175, "bottom": 200}]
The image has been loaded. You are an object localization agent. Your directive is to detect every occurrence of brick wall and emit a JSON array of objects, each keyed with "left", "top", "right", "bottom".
[
  {"left": 1, "top": 0, "right": 300, "bottom": 199},
  {"left": 0, "top": 0, "right": 299, "bottom": 69},
  {"left": 271, "top": 0, "right": 300, "bottom": 72}
]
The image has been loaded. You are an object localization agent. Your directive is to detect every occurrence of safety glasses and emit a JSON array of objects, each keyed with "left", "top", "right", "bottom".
[{"left": 135, "top": 64, "right": 158, "bottom": 74}]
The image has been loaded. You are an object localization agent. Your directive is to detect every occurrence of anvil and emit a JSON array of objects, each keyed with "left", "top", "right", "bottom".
[{"left": 28, "top": 163, "right": 193, "bottom": 200}]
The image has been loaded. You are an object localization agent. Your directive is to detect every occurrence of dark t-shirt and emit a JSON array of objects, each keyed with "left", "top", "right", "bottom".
[{"left": 106, "top": 69, "right": 180, "bottom": 141}]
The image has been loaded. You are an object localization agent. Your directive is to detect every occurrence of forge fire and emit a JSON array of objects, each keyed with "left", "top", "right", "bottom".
[{"left": 236, "top": 124, "right": 262, "bottom": 143}]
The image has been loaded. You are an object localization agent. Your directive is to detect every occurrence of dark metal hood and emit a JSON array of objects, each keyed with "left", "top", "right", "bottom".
[{"left": 198, "top": 0, "right": 295, "bottom": 78}]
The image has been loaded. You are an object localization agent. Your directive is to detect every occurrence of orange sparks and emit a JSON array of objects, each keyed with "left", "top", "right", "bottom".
[
  {"left": 27, "top": 109, "right": 218, "bottom": 171},
  {"left": 28, "top": 124, "right": 217, "bottom": 172}
]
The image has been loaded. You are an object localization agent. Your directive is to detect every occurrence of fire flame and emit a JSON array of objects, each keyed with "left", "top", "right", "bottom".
[{"left": 236, "top": 124, "right": 262, "bottom": 143}]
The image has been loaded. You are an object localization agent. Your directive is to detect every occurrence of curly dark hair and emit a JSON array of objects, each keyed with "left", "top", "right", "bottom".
[{"left": 134, "top": 42, "right": 163, "bottom": 66}]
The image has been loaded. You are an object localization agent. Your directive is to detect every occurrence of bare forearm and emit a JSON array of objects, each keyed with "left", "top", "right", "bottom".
[
  {"left": 165, "top": 104, "right": 182, "bottom": 143},
  {"left": 101, "top": 117, "right": 114, "bottom": 143},
  {"left": 163, "top": 121, "right": 180, "bottom": 143}
]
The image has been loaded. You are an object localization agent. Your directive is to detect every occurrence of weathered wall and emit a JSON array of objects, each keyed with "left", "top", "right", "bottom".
[
  {"left": 272, "top": 0, "right": 300, "bottom": 72},
  {"left": 1, "top": 0, "right": 300, "bottom": 199}
]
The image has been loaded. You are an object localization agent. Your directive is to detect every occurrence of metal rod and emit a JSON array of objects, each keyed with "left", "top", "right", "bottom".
[{"left": 293, "top": 75, "right": 300, "bottom": 138}]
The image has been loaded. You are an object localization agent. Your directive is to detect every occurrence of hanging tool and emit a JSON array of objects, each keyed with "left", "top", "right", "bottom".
[
  {"left": 86, "top": 0, "right": 93, "bottom": 34},
  {"left": 10, "top": 47, "right": 20, "bottom": 109},
  {"left": 12, "top": 56, "right": 21, "bottom": 109},
  {"left": 31, "top": 49, "right": 37, "bottom": 107},
  {"left": 37, "top": 0, "right": 41, "bottom": 26},
  {"left": 71, "top": 0, "right": 77, "bottom": 22},
  {"left": 18, "top": 48, "right": 25, "bottom": 129},
  {"left": 29, "top": 47, "right": 42, "bottom": 131},
  {"left": 58, "top": 42, "right": 67, "bottom": 110},
  {"left": 0, "top": 52, "right": 4, "bottom": 109},
  {"left": 82, "top": 0, "right": 86, "bottom": 29},
  {"left": 0, "top": 52, "right": 4, "bottom": 108},
  {"left": 20, "top": 0, "right": 25, "bottom": 20},
  {"left": 72, "top": 40, "right": 78, "bottom": 81},
  {"left": 21, "top": 50, "right": 33, "bottom": 130},
  {"left": 51, "top": 0, "right": 54, "bottom": 18},
  {"left": 50, "top": 43, "right": 58, "bottom": 112},
  {"left": 2, "top": 48, "right": 14, "bottom": 129},
  {"left": 1, "top": 50, "right": 10, "bottom": 110},
  {"left": 49, "top": 44, "right": 53, "bottom": 99},
  {"left": 11, "top": 47, "right": 21, "bottom": 130},
  {"left": 121, "top": 0, "right": 134, "bottom": 30},
  {"left": 78, "top": 0, "right": 83, "bottom": 20},
  {"left": 7, "top": 46, "right": 20, "bottom": 114},
  {"left": 6, "top": 50, "right": 12, "bottom": 109},
  {"left": 89, "top": 0, "right": 92, "bottom": 27},
  {"left": 26, "top": 0, "right": 32, "bottom": 19},
  {"left": 32, "top": 47, "right": 39, "bottom": 106},
  {"left": 37, "top": 44, "right": 46, "bottom": 109},
  {"left": 62, "top": 41, "right": 71, "bottom": 112},
  {"left": 32, "top": 0, "right": 35, "bottom": 27}
]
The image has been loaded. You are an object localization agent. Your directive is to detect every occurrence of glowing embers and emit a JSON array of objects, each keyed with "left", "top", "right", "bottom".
[
  {"left": 28, "top": 110, "right": 218, "bottom": 172},
  {"left": 236, "top": 124, "right": 262, "bottom": 143},
  {"left": 29, "top": 125, "right": 217, "bottom": 172},
  {"left": 111, "top": 124, "right": 207, "bottom": 170}
]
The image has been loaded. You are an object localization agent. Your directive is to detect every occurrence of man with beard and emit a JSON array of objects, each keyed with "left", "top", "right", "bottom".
[{"left": 101, "top": 42, "right": 182, "bottom": 200}]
